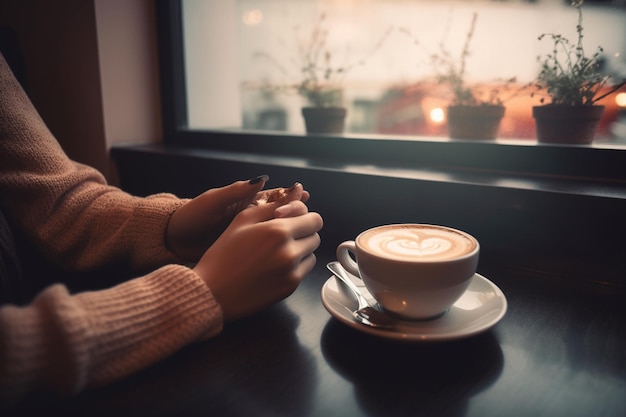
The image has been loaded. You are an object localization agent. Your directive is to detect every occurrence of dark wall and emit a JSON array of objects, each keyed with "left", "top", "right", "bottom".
[
  {"left": 0, "top": 0, "right": 107, "bottom": 174},
  {"left": 0, "top": 0, "right": 162, "bottom": 184}
]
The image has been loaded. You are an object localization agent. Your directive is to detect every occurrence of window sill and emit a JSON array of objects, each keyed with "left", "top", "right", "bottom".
[{"left": 112, "top": 141, "right": 626, "bottom": 290}]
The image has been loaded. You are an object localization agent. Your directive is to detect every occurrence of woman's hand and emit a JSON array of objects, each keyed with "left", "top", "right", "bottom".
[
  {"left": 192, "top": 198, "right": 323, "bottom": 322},
  {"left": 166, "top": 176, "right": 309, "bottom": 261}
]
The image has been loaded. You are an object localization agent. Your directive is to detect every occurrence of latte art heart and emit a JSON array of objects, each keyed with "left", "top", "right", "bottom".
[
  {"left": 383, "top": 236, "right": 453, "bottom": 257},
  {"left": 360, "top": 225, "right": 476, "bottom": 261}
]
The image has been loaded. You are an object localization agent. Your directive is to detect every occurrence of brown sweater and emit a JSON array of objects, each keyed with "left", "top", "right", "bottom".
[{"left": 0, "top": 54, "right": 222, "bottom": 404}]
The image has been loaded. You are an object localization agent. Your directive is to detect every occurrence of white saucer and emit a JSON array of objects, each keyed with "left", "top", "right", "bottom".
[{"left": 321, "top": 272, "right": 507, "bottom": 342}]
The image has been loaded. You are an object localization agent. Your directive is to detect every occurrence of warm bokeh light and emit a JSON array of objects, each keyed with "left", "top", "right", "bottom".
[
  {"left": 242, "top": 9, "right": 263, "bottom": 26},
  {"left": 430, "top": 107, "right": 445, "bottom": 124},
  {"left": 616, "top": 92, "right": 626, "bottom": 108}
]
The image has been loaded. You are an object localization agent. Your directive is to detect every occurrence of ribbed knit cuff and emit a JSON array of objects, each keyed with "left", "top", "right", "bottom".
[
  {"left": 125, "top": 194, "right": 190, "bottom": 267},
  {"left": 0, "top": 264, "right": 222, "bottom": 405},
  {"left": 77, "top": 264, "right": 222, "bottom": 388}
]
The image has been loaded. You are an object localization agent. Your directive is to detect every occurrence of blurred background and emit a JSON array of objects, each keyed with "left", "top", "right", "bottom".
[{"left": 182, "top": 0, "right": 626, "bottom": 143}]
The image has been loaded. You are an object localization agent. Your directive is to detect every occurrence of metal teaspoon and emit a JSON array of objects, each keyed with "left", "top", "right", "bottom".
[{"left": 326, "top": 261, "right": 400, "bottom": 330}]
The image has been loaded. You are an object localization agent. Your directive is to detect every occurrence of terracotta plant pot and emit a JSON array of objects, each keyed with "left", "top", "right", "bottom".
[
  {"left": 301, "top": 107, "right": 347, "bottom": 134},
  {"left": 446, "top": 105, "right": 505, "bottom": 140},
  {"left": 532, "top": 105, "right": 605, "bottom": 145}
]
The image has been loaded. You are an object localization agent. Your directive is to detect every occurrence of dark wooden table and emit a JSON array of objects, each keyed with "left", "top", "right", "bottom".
[{"left": 10, "top": 248, "right": 626, "bottom": 417}]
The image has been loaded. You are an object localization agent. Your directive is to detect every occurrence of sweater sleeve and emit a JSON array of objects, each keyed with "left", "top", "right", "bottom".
[
  {"left": 0, "top": 53, "right": 184, "bottom": 273},
  {"left": 0, "top": 53, "right": 225, "bottom": 405},
  {"left": 0, "top": 264, "right": 223, "bottom": 406}
]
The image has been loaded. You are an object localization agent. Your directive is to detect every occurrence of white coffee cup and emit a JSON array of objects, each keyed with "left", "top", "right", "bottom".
[{"left": 336, "top": 224, "right": 479, "bottom": 320}]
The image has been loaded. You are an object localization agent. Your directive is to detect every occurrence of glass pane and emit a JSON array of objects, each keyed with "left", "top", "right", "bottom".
[{"left": 181, "top": 0, "right": 626, "bottom": 144}]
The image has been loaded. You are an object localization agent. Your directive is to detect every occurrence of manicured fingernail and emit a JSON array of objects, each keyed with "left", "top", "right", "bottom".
[
  {"left": 249, "top": 175, "right": 269, "bottom": 185},
  {"left": 287, "top": 182, "right": 301, "bottom": 193}
]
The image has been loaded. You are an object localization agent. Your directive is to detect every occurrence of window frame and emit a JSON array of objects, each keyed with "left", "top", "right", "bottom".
[{"left": 154, "top": 0, "right": 626, "bottom": 187}]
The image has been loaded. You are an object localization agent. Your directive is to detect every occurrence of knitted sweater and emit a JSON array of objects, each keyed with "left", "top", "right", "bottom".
[{"left": 0, "top": 53, "right": 223, "bottom": 405}]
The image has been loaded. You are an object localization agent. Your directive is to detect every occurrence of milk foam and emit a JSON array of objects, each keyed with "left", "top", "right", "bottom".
[{"left": 359, "top": 225, "right": 476, "bottom": 261}]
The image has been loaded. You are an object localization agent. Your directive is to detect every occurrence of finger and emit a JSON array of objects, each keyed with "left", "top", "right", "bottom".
[
  {"left": 209, "top": 176, "right": 269, "bottom": 208},
  {"left": 252, "top": 182, "right": 306, "bottom": 207},
  {"left": 246, "top": 175, "right": 270, "bottom": 201},
  {"left": 281, "top": 233, "right": 321, "bottom": 275},
  {"left": 292, "top": 252, "right": 318, "bottom": 281},
  {"left": 294, "top": 232, "right": 322, "bottom": 256},
  {"left": 239, "top": 198, "right": 286, "bottom": 223},
  {"left": 277, "top": 212, "right": 324, "bottom": 240},
  {"left": 284, "top": 182, "right": 305, "bottom": 202},
  {"left": 248, "top": 174, "right": 270, "bottom": 186},
  {"left": 242, "top": 188, "right": 319, "bottom": 224},
  {"left": 274, "top": 200, "right": 309, "bottom": 218}
]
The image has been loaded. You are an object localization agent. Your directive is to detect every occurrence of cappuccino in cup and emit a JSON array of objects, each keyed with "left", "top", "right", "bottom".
[
  {"left": 337, "top": 224, "right": 479, "bottom": 320},
  {"left": 358, "top": 224, "right": 477, "bottom": 261}
]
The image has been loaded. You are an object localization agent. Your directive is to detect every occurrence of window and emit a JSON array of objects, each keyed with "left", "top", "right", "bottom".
[
  {"left": 177, "top": 0, "right": 625, "bottom": 140},
  {"left": 156, "top": 0, "right": 626, "bottom": 182}
]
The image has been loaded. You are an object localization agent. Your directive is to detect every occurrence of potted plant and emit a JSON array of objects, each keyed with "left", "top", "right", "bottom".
[
  {"left": 428, "top": 13, "right": 517, "bottom": 140},
  {"left": 531, "top": 0, "right": 626, "bottom": 144},
  {"left": 255, "top": 13, "right": 390, "bottom": 134}
]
